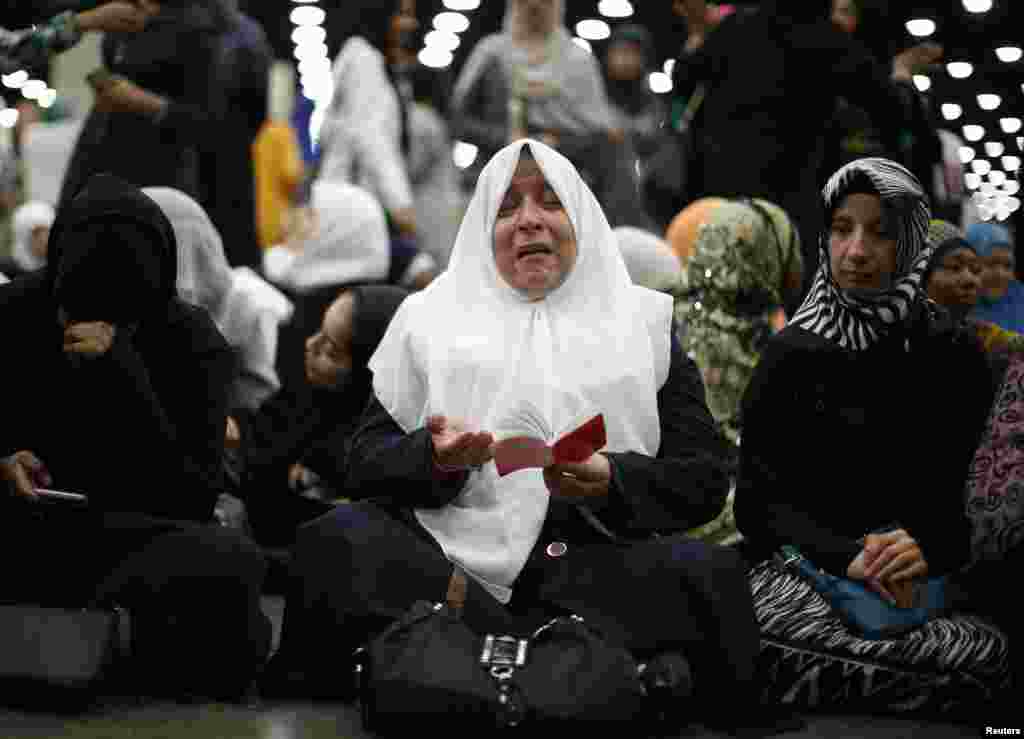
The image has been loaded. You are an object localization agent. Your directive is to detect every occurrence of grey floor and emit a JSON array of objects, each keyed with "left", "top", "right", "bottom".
[{"left": 0, "top": 597, "right": 997, "bottom": 739}]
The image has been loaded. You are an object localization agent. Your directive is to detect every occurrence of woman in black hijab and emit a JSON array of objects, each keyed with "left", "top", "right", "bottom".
[
  {"left": 227, "top": 285, "right": 410, "bottom": 548},
  {"left": 0, "top": 174, "right": 271, "bottom": 701}
]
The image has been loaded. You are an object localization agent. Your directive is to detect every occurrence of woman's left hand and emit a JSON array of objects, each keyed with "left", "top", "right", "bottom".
[
  {"left": 95, "top": 78, "right": 166, "bottom": 117},
  {"left": 862, "top": 529, "right": 930, "bottom": 583},
  {"left": 63, "top": 322, "right": 116, "bottom": 358},
  {"left": 542, "top": 453, "right": 611, "bottom": 501}
]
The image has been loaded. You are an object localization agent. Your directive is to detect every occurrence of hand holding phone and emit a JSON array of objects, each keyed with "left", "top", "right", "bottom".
[
  {"left": 33, "top": 489, "right": 89, "bottom": 506},
  {"left": 86, "top": 68, "right": 117, "bottom": 92}
]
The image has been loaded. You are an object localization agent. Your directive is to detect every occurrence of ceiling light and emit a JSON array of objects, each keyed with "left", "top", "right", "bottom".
[
  {"left": 996, "top": 46, "right": 1023, "bottom": 63},
  {"left": 963, "top": 124, "right": 985, "bottom": 142},
  {"left": 913, "top": 75, "right": 931, "bottom": 92},
  {"left": 663, "top": 59, "right": 676, "bottom": 77},
  {"left": 963, "top": 0, "right": 993, "bottom": 12},
  {"left": 942, "top": 103, "right": 962, "bottom": 121},
  {"left": 453, "top": 141, "right": 478, "bottom": 169},
  {"left": 576, "top": 19, "right": 611, "bottom": 41},
  {"left": 959, "top": 146, "right": 976, "bottom": 163},
  {"left": 291, "top": 0, "right": 320, "bottom": 3},
  {"left": 978, "top": 93, "right": 1002, "bottom": 110},
  {"left": 964, "top": 172, "right": 982, "bottom": 189},
  {"left": 972, "top": 191, "right": 988, "bottom": 204},
  {"left": 293, "top": 43, "right": 328, "bottom": 61},
  {"left": 1007, "top": 197, "right": 1021, "bottom": 213},
  {"left": 947, "top": 61, "right": 973, "bottom": 78},
  {"left": 989, "top": 170, "right": 1007, "bottom": 186},
  {"left": 418, "top": 46, "right": 454, "bottom": 69},
  {"left": 292, "top": 25, "right": 326, "bottom": 45},
  {"left": 298, "top": 57, "right": 331, "bottom": 78},
  {"left": 424, "top": 30, "right": 460, "bottom": 52},
  {"left": 905, "top": 19, "right": 936, "bottom": 37},
  {"left": 1003, "top": 156, "right": 1021, "bottom": 171},
  {"left": 648, "top": 72, "right": 673, "bottom": 94},
  {"left": 0, "top": 108, "right": 18, "bottom": 128},
  {"left": 2, "top": 70, "right": 28, "bottom": 89},
  {"left": 972, "top": 159, "right": 992, "bottom": 175},
  {"left": 290, "top": 6, "right": 325, "bottom": 25},
  {"left": 985, "top": 142, "right": 1005, "bottom": 157},
  {"left": 433, "top": 12, "right": 469, "bottom": 34},
  {"left": 20, "top": 79, "right": 46, "bottom": 100},
  {"left": 1005, "top": 180, "right": 1021, "bottom": 195},
  {"left": 572, "top": 37, "right": 593, "bottom": 53},
  {"left": 598, "top": 0, "right": 635, "bottom": 18},
  {"left": 1001, "top": 118, "right": 1022, "bottom": 134},
  {"left": 980, "top": 182, "right": 996, "bottom": 197},
  {"left": 443, "top": 0, "right": 481, "bottom": 9}
]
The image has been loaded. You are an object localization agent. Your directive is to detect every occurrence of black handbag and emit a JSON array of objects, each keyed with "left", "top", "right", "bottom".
[
  {"left": 0, "top": 603, "right": 130, "bottom": 709},
  {"left": 354, "top": 599, "right": 690, "bottom": 734}
]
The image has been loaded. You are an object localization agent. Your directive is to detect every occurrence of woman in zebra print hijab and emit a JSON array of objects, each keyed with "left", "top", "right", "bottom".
[{"left": 789, "top": 157, "right": 932, "bottom": 351}]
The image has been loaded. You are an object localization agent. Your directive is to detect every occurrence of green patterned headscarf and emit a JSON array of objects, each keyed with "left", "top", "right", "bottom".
[{"left": 670, "top": 198, "right": 801, "bottom": 444}]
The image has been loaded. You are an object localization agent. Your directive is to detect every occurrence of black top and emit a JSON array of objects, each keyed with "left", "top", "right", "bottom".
[
  {"left": 0, "top": 176, "right": 234, "bottom": 522},
  {"left": 58, "top": 3, "right": 229, "bottom": 207},
  {"left": 345, "top": 329, "right": 731, "bottom": 538},
  {"left": 735, "top": 314, "right": 994, "bottom": 577}
]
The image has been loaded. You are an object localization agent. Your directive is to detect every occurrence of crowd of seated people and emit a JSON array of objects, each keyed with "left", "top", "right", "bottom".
[{"left": 0, "top": 0, "right": 1021, "bottom": 731}]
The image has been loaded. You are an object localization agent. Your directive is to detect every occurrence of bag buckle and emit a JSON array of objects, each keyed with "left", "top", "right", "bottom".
[{"left": 480, "top": 634, "right": 528, "bottom": 677}]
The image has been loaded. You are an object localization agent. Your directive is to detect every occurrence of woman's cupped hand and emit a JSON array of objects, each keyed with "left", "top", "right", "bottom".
[{"left": 427, "top": 415, "right": 495, "bottom": 471}]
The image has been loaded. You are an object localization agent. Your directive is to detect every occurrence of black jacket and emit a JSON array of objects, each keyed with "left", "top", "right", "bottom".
[
  {"left": 0, "top": 175, "right": 234, "bottom": 522},
  {"left": 735, "top": 312, "right": 994, "bottom": 577},
  {"left": 346, "top": 328, "right": 731, "bottom": 538}
]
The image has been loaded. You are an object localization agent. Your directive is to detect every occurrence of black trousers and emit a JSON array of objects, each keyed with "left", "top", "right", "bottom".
[
  {"left": 272, "top": 500, "right": 762, "bottom": 718},
  {"left": 0, "top": 501, "right": 272, "bottom": 700}
]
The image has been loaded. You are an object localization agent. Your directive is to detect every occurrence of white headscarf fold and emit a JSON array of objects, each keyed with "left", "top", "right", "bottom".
[
  {"left": 12, "top": 201, "right": 55, "bottom": 272},
  {"left": 369, "top": 139, "right": 672, "bottom": 602},
  {"left": 263, "top": 181, "right": 390, "bottom": 293},
  {"left": 143, "top": 187, "right": 293, "bottom": 408}
]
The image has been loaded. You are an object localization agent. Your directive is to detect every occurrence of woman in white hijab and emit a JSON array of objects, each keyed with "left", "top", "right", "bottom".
[
  {"left": 263, "top": 180, "right": 391, "bottom": 294},
  {"left": 266, "top": 140, "right": 763, "bottom": 724},
  {"left": 143, "top": 187, "right": 293, "bottom": 410},
  {"left": 451, "top": 0, "right": 652, "bottom": 229}
]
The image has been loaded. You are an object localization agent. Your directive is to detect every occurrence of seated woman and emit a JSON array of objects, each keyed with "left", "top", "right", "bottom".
[
  {"left": 0, "top": 200, "right": 54, "bottom": 278},
  {"left": 735, "top": 159, "right": 993, "bottom": 604},
  {"left": 226, "top": 285, "right": 410, "bottom": 548},
  {"left": 924, "top": 222, "right": 1024, "bottom": 378},
  {"left": 967, "top": 223, "right": 1024, "bottom": 336},
  {"left": 264, "top": 139, "right": 764, "bottom": 727},
  {"left": 0, "top": 174, "right": 270, "bottom": 701},
  {"left": 143, "top": 187, "right": 293, "bottom": 410}
]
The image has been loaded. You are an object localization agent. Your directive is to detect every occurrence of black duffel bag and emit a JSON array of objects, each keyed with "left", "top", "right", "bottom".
[{"left": 354, "top": 599, "right": 693, "bottom": 735}]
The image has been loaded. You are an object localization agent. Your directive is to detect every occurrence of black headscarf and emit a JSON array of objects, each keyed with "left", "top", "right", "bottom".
[
  {"left": 604, "top": 24, "right": 657, "bottom": 117},
  {"left": 47, "top": 173, "right": 178, "bottom": 326},
  {"left": 346, "top": 284, "right": 412, "bottom": 407}
]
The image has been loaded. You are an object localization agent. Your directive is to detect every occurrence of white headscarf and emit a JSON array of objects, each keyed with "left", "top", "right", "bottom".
[
  {"left": 143, "top": 187, "right": 294, "bottom": 408},
  {"left": 12, "top": 201, "right": 55, "bottom": 272},
  {"left": 369, "top": 139, "right": 672, "bottom": 602},
  {"left": 614, "top": 226, "right": 681, "bottom": 292},
  {"left": 263, "top": 181, "right": 390, "bottom": 293},
  {"left": 0, "top": 272, "right": 8, "bottom": 285}
]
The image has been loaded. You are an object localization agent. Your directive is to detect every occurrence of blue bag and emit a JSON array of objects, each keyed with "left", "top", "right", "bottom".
[{"left": 775, "top": 546, "right": 949, "bottom": 641}]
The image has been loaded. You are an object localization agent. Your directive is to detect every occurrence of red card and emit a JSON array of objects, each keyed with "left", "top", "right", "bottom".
[{"left": 494, "top": 414, "right": 606, "bottom": 477}]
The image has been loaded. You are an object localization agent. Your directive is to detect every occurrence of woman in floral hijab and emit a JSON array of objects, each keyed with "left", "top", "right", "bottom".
[{"left": 670, "top": 197, "right": 802, "bottom": 445}]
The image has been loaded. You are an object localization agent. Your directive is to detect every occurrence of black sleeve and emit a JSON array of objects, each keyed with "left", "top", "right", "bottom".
[
  {"left": 597, "top": 330, "right": 731, "bottom": 536},
  {"left": 151, "top": 31, "right": 228, "bottom": 153},
  {"left": 734, "top": 338, "right": 863, "bottom": 574},
  {"left": 78, "top": 325, "right": 233, "bottom": 518},
  {"left": 345, "top": 394, "right": 470, "bottom": 508}
]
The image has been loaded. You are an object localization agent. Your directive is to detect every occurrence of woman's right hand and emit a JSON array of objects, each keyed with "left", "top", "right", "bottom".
[
  {"left": 77, "top": 2, "right": 150, "bottom": 34},
  {"left": 427, "top": 415, "right": 494, "bottom": 471},
  {"left": 0, "top": 451, "right": 52, "bottom": 501}
]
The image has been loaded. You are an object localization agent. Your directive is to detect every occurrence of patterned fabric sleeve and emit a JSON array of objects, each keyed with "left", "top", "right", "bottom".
[{"left": 0, "top": 12, "right": 82, "bottom": 75}]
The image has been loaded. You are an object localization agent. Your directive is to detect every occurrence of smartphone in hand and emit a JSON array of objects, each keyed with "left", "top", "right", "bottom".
[{"left": 33, "top": 488, "right": 88, "bottom": 506}]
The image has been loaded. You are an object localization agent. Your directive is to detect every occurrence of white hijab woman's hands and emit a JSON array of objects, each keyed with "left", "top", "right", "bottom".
[
  {"left": 427, "top": 415, "right": 495, "bottom": 471},
  {"left": 543, "top": 453, "right": 611, "bottom": 501}
]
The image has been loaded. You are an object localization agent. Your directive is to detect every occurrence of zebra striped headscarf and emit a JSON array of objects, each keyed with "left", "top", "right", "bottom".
[{"left": 789, "top": 158, "right": 932, "bottom": 351}]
